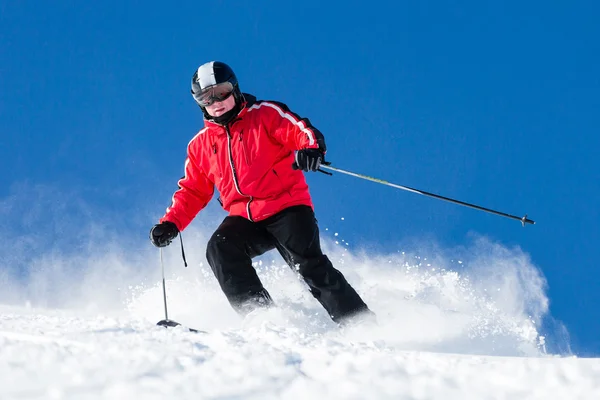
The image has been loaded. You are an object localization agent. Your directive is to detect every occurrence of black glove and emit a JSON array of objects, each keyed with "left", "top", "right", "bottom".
[
  {"left": 293, "top": 148, "right": 324, "bottom": 172},
  {"left": 150, "top": 221, "right": 179, "bottom": 248}
]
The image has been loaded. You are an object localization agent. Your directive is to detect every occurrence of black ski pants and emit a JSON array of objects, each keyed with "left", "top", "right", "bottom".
[{"left": 205, "top": 205, "right": 369, "bottom": 323}]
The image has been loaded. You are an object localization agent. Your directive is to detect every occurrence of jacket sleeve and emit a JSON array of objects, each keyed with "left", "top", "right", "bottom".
[
  {"left": 262, "top": 101, "right": 327, "bottom": 152},
  {"left": 160, "top": 143, "right": 214, "bottom": 231}
]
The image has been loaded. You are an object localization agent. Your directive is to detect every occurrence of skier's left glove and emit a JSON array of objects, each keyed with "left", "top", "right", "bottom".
[
  {"left": 150, "top": 221, "right": 179, "bottom": 248},
  {"left": 293, "top": 148, "right": 324, "bottom": 172}
]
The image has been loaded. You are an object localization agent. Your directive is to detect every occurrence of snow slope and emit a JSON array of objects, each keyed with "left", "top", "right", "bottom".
[
  {"left": 1, "top": 226, "right": 598, "bottom": 399},
  {"left": 1, "top": 306, "right": 599, "bottom": 400}
]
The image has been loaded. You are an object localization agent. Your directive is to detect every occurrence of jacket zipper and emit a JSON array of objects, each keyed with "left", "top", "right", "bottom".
[
  {"left": 239, "top": 132, "right": 250, "bottom": 165},
  {"left": 225, "top": 125, "right": 253, "bottom": 221}
]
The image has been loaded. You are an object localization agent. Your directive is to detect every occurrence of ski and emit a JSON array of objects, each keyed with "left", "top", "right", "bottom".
[{"left": 156, "top": 319, "right": 205, "bottom": 333}]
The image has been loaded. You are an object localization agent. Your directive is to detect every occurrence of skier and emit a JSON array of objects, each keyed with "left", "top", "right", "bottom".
[{"left": 150, "top": 61, "right": 373, "bottom": 325}]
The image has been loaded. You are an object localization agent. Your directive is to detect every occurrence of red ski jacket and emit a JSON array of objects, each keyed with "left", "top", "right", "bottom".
[{"left": 160, "top": 94, "right": 326, "bottom": 231}]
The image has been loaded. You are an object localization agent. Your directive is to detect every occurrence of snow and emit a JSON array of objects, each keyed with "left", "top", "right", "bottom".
[{"left": 1, "top": 226, "right": 599, "bottom": 399}]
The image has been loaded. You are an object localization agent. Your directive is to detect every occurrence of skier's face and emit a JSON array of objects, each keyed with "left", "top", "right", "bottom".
[{"left": 205, "top": 95, "right": 236, "bottom": 117}]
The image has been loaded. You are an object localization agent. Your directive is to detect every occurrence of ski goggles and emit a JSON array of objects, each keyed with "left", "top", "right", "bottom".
[{"left": 195, "top": 82, "right": 235, "bottom": 107}]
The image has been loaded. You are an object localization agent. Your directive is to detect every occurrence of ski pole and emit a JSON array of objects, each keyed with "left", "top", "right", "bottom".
[
  {"left": 158, "top": 248, "right": 172, "bottom": 324},
  {"left": 155, "top": 248, "right": 202, "bottom": 332},
  {"left": 161, "top": 248, "right": 168, "bottom": 320},
  {"left": 319, "top": 164, "right": 535, "bottom": 226},
  {"left": 156, "top": 248, "right": 181, "bottom": 328}
]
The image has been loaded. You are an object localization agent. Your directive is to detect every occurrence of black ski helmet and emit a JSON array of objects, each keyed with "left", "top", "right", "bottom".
[{"left": 191, "top": 61, "right": 244, "bottom": 124}]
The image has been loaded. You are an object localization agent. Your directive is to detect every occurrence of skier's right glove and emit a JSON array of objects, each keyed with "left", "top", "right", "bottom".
[{"left": 150, "top": 221, "right": 179, "bottom": 248}]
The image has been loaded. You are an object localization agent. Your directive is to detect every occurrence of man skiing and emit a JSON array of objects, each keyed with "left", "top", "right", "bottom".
[{"left": 150, "top": 61, "right": 372, "bottom": 325}]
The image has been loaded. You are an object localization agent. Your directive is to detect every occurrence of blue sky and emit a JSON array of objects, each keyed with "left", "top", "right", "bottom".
[{"left": 1, "top": 1, "right": 599, "bottom": 355}]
